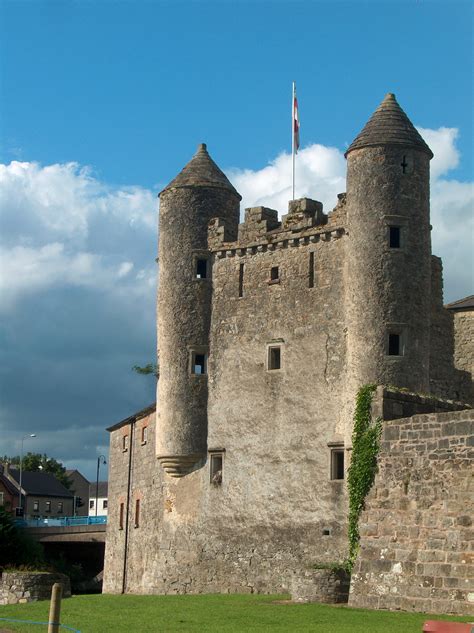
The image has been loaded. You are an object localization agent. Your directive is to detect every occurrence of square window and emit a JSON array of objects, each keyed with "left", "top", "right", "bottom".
[
  {"left": 210, "top": 453, "right": 223, "bottom": 485},
  {"left": 191, "top": 351, "right": 207, "bottom": 375},
  {"left": 388, "top": 333, "right": 401, "bottom": 356},
  {"left": 268, "top": 346, "right": 281, "bottom": 370},
  {"left": 270, "top": 266, "right": 279, "bottom": 281},
  {"left": 331, "top": 449, "right": 345, "bottom": 480},
  {"left": 389, "top": 226, "right": 401, "bottom": 248},
  {"left": 196, "top": 258, "right": 208, "bottom": 279}
]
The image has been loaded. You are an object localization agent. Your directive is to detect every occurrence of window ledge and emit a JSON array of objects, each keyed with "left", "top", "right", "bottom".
[{"left": 268, "top": 278, "right": 280, "bottom": 285}]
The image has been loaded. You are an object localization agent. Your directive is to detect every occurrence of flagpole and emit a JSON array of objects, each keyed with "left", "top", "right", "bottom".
[{"left": 292, "top": 81, "right": 295, "bottom": 201}]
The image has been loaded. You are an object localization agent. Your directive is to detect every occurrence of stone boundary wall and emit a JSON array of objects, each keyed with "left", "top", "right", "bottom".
[
  {"left": 349, "top": 409, "right": 473, "bottom": 615},
  {"left": 291, "top": 568, "right": 350, "bottom": 604},
  {"left": 372, "top": 386, "right": 470, "bottom": 422},
  {"left": 0, "top": 572, "right": 71, "bottom": 605}
]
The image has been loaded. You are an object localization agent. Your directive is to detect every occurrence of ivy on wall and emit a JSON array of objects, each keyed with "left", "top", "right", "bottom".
[{"left": 347, "top": 384, "right": 382, "bottom": 569}]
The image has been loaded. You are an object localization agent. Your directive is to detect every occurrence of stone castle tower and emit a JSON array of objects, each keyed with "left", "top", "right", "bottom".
[
  {"left": 156, "top": 144, "right": 241, "bottom": 477},
  {"left": 103, "top": 94, "right": 473, "bottom": 601}
]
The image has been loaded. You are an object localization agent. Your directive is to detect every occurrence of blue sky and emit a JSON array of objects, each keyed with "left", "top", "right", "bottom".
[{"left": 0, "top": 0, "right": 472, "bottom": 481}]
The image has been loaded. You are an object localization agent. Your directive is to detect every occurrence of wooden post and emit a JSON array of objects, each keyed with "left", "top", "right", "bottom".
[{"left": 48, "top": 583, "right": 62, "bottom": 633}]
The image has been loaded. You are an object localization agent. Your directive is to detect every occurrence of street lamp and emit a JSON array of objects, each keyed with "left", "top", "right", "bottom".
[
  {"left": 95, "top": 455, "right": 107, "bottom": 517},
  {"left": 19, "top": 434, "right": 36, "bottom": 516}
]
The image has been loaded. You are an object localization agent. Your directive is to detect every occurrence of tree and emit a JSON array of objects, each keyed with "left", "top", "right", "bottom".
[
  {"left": 2, "top": 453, "right": 71, "bottom": 489},
  {"left": 0, "top": 506, "right": 44, "bottom": 569},
  {"left": 132, "top": 361, "right": 159, "bottom": 379}
]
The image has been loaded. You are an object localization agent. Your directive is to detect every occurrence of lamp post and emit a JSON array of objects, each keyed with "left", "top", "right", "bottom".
[
  {"left": 19, "top": 434, "right": 36, "bottom": 516},
  {"left": 95, "top": 455, "right": 107, "bottom": 517}
]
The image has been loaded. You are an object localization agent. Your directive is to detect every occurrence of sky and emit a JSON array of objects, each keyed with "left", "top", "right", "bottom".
[{"left": 0, "top": 0, "right": 472, "bottom": 482}]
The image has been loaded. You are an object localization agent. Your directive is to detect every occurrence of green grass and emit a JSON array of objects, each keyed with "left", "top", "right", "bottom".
[{"left": 0, "top": 594, "right": 472, "bottom": 632}]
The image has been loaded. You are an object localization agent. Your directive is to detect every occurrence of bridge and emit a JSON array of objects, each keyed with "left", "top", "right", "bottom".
[{"left": 18, "top": 516, "right": 107, "bottom": 543}]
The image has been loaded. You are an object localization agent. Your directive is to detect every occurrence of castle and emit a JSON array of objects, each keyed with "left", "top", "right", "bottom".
[{"left": 103, "top": 94, "right": 473, "bottom": 613}]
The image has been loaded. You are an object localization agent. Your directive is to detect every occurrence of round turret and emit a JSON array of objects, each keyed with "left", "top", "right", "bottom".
[
  {"left": 345, "top": 93, "right": 433, "bottom": 395},
  {"left": 156, "top": 143, "right": 241, "bottom": 477}
]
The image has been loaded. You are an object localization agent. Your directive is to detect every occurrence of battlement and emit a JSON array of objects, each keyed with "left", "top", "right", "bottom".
[{"left": 208, "top": 195, "right": 345, "bottom": 252}]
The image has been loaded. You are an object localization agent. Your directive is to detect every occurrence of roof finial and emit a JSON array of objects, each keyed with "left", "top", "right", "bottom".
[{"left": 197, "top": 143, "right": 207, "bottom": 152}]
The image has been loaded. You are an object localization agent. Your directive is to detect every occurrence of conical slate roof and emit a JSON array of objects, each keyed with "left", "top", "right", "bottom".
[
  {"left": 160, "top": 143, "right": 241, "bottom": 198},
  {"left": 345, "top": 93, "right": 433, "bottom": 158}
]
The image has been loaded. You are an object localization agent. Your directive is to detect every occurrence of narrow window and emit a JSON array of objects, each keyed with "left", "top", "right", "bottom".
[
  {"left": 33, "top": 500, "right": 39, "bottom": 512},
  {"left": 309, "top": 251, "right": 315, "bottom": 288},
  {"left": 141, "top": 426, "right": 148, "bottom": 445},
  {"left": 119, "top": 502, "right": 124, "bottom": 529},
  {"left": 270, "top": 266, "right": 279, "bottom": 281},
  {"left": 134, "top": 498, "right": 140, "bottom": 528},
  {"left": 388, "top": 333, "right": 401, "bottom": 356},
  {"left": 191, "top": 351, "right": 207, "bottom": 375},
  {"left": 196, "top": 258, "right": 208, "bottom": 279},
  {"left": 389, "top": 226, "right": 401, "bottom": 248},
  {"left": 330, "top": 449, "right": 345, "bottom": 480},
  {"left": 210, "top": 453, "right": 223, "bottom": 485},
  {"left": 89, "top": 499, "right": 94, "bottom": 509},
  {"left": 0, "top": 492, "right": 4, "bottom": 506},
  {"left": 238, "top": 263, "right": 244, "bottom": 298},
  {"left": 103, "top": 500, "right": 108, "bottom": 509},
  {"left": 268, "top": 346, "right": 281, "bottom": 370},
  {"left": 45, "top": 501, "right": 51, "bottom": 513},
  {"left": 401, "top": 155, "right": 408, "bottom": 174},
  {"left": 122, "top": 434, "right": 129, "bottom": 452},
  {"left": 58, "top": 502, "right": 63, "bottom": 513}
]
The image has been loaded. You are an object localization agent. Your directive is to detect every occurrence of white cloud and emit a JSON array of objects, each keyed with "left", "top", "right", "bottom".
[
  {"left": 0, "top": 161, "right": 157, "bottom": 311},
  {"left": 225, "top": 129, "right": 473, "bottom": 302}
]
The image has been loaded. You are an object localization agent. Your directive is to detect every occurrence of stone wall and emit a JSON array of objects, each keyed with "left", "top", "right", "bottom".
[
  {"left": 349, "top": 409, "right": 474, "bottom": 615},
  {"left": 0, "top": 572, "right": 70, "bottom": 605},
  {"left": 453, "top": 310, "right": 474, "bottom": 376},
  {"left": 290, "top": 568, "right": 350, "bottom": 603},
  {"left": 371, "top": 386, "right": 470, "bottom": 422}
]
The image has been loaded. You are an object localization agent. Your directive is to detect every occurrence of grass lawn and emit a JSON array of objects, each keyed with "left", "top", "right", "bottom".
[{"left": 0, "top": 594, "right": 472, "bottom": 633}]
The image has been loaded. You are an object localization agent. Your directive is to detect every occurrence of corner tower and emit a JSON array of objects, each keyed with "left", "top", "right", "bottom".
[
  {"left": 345, "top": 93, "right": 433, "bottom": 395},
  {"left": 156, "top": 143, "right": 241, "bottom": 477}
]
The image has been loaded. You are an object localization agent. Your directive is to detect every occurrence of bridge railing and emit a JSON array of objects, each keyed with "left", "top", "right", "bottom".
[{"left": 16, "top": 515, "right": 107, "bottom": 528}]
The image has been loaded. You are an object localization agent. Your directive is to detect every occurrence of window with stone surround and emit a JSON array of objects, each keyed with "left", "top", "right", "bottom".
[
  {"left": 141, "top": 425, "right": 148, "bottom": 445},
  {"left": 387, "top": 332, "right": 403, "bottom": 356},
  {"left": 269, "top": 266, "right": 280, "bottom": 284},
  {"left": 267, "top": 345, "right": 281, "bottom": 370},
  {"left": 190, "top": 350, "right": 207, "bottom": 375},
  {"left": 389, "top": 226, "right": 401, "bottom": 248},
  {"left": 330, "top": 448, "right": 345, "bottom": 480},
  {"left": 122, "top": 434, "right": 129, "bottom": 452},
  {"left": 195, "top": 258, "right": 208, "bottom": 279},
  {"left": 209, "top": 451, "right": 223, "bottom": 485}
]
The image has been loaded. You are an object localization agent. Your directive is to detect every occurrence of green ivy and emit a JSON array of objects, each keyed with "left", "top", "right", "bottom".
[{"left": 347, "top": 384, "right": 382, "bottom": 569}]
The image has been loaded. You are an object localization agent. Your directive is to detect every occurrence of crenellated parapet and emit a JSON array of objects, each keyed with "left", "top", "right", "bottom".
[{"left": 208, "top": 196, "right": 345, "bottom": 254}]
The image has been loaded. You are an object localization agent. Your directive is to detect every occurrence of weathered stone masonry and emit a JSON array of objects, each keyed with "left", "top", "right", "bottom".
[{"left": 350, "top": 409, "right": 473, "bottom": 615}]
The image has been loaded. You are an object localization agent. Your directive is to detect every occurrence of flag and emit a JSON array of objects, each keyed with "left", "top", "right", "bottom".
[{"left": 293, "top": 85, "right": 300, "bottom": 154}]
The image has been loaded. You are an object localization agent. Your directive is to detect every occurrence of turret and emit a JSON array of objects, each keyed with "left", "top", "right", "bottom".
[
  {"left": 156, "top": 143, "right": 241, "bottom": 477},
  {"left": 345, "top": 93, "right": 433, "bottom": 395}
]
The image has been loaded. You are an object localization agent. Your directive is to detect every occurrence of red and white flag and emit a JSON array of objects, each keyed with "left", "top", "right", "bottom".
[{"left": 293, "top": 85, "right": 300, "bottom": 154}]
